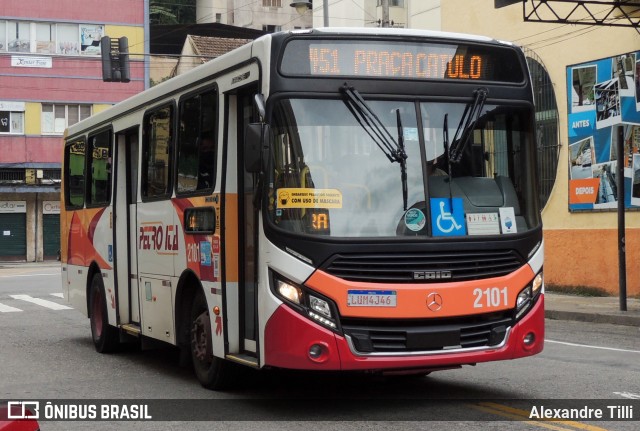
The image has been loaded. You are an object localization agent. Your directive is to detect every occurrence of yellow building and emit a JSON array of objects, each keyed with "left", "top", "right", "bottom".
[{"left": 440, "top": 0, "right": 640, "bottom": 295}]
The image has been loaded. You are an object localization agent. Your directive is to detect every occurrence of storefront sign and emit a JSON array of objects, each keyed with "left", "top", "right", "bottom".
[
  {"left": 43, "top": 201, "right": 61, "bottom": 214},
  {"left": 0, "top": 201, "right": 27, "bottom": 213},
  {"left": 11, "top": 56, "right": 52, "bottom": 68},
  {"left": 0, "top": 101, "right": 25, "bottom": 111}
]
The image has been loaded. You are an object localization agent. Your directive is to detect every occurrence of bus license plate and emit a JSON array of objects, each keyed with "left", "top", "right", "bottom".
[{"left": 347, "top": 290, "right": 396, "bottom": 307}]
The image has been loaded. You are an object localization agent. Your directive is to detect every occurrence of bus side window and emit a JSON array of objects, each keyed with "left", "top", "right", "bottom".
[
  {"left": 142, "top": 105, "right": 173, "bottom": 198},
  {"left": 65, "top": 139, "right": 86, "bottom": 208},
  {"left": 177, "top": 88, "right": 217, "bottom": 194},
  {"left": 87, "top": 129, "right": 112, "bottom": 206}
]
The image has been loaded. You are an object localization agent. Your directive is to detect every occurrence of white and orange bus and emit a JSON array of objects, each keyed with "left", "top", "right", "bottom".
[{"left": 61, "top": 28, "right": 544, "bottom": 389}]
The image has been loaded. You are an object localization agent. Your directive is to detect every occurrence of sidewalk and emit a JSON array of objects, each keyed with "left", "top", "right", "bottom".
[{"left": 545, "top": 292, "right": 640, "bottom": 327}]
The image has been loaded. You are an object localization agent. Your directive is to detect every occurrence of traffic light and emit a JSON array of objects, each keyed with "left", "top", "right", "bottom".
[{"left": 100, "top": 36, "right": 130, "bottom": 83}]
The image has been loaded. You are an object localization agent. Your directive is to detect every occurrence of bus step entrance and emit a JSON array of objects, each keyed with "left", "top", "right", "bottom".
[
  {"left": 120, "top": 323, "right": 141, "bottom": 336},
  {"left": 226, "top": 354, "right": 259, "bottom": 368}
]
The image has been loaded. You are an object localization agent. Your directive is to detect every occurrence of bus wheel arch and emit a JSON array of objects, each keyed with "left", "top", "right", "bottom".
[
  {"left": 175, "top": 270, "right": 201, "bottom": 356},
  {"left": 88, "top": 266, "right": 119, "bottom": 353}
]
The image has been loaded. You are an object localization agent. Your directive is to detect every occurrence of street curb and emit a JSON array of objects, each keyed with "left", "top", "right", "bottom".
[{"left": 546, "top": 309, "right": 640, "bottom": 327}]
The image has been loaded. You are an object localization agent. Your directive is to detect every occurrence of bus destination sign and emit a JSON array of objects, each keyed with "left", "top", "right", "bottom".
[{"left": 280, "top": 39, "right": 524, "bottom": 83}]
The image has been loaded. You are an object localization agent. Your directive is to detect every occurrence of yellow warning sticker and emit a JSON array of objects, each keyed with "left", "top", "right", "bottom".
[{"left": 277, "top": 188, "right": 343, "bottom": 209}]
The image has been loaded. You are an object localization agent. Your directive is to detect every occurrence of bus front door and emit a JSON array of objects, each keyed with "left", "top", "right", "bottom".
[
  {"left": 224, "top": 84, "right": 259, "bottom": 363},
  {"left": 114, "top": 128, "right": 141, "bottom": 328}
]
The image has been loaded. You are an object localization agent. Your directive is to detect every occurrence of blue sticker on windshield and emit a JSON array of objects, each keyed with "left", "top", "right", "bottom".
[
  {"left": 404, "top": 208, "right": 426, "bottom": 232},
  {"left": 431, "top": 198, "right": 466, "bottom": 237}
]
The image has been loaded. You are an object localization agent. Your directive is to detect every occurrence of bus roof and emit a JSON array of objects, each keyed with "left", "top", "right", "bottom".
[
  {"left": 294, "top": 27, "right": 505, "bottom": 45},
  {"left": 65, "top": 27, "right": 516, "bottom": 140}
]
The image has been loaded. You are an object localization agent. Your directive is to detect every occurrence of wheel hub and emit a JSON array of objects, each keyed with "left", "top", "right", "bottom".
[{"left": 191, "top": 311, "right": 212, "bottom": 362}]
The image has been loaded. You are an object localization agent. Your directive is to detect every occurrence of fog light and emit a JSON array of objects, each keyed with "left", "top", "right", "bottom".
[
  {"left": 309, "top": 344, "right": 323, "bottom": 358},
  {"left": 308, "top": 342, "right": 329, "bottom": 363},
  {"left": 523, "top": 332, "right": 535, "bottom": 346}
]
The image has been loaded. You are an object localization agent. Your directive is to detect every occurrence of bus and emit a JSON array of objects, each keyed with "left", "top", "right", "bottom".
[{"left": 61, "top": 28, "right": 544, "bottom": 389}]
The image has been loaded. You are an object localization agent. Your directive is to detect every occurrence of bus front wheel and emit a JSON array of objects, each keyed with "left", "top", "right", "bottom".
[
  {"left": 190, "top": 290, "right": 235, "bottom": 390},
  {"left": 89, "top": 273, "right": 119, "bottom": 353}
]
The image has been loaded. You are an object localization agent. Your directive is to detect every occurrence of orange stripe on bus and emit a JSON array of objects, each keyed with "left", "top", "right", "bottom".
[{"left": 305, "top": 265, "right": 535, "bottom": 319}]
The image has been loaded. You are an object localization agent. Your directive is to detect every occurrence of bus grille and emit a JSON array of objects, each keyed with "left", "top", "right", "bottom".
[
  {"left": 341, "top": 313, "right": 513, "bottom": 354},
  {"left": 322, "top": 250, "right": 523, "bottom": 283}
]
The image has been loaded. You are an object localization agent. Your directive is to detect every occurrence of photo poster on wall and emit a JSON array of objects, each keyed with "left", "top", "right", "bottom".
[{"left": 567, "top": 51, "right": 640, "bottom": 211}]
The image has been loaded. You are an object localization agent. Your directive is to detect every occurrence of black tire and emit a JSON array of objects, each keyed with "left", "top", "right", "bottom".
[
  {"left": 89, "top": 273, "right": 120, "bottom": 353},
  {"left": 190, "top": 290, "right": 236, "bottom": 390}
]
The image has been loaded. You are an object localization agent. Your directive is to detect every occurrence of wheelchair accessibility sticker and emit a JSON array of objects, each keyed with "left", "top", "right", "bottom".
[{"left": 430, "top": 198, "right": 466, "bottom": 237}]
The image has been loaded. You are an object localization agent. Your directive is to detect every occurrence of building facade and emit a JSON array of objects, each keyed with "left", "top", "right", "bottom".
[
  {"left": 195, "top": 0, "right": 312, "bottom": 31},
  {"left": 440, "top": 0, "right": 640, "bottom": 296},
  {"left": 0, "top": 0, "right": 146, "bottom": 261}
]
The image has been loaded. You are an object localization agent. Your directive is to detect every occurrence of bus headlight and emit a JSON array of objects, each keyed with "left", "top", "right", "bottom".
[
  {"left": 276, "top": 278, "right": 303, "bottom": 305},
  {"left": 309, "top": 295, "right": 332, "bottom": 319},
  {"left": 516, "top": 272, "right": 543, "bottom": 320},
  {"left": 271, "top": 271, "right": 339, "bottom": 331}
]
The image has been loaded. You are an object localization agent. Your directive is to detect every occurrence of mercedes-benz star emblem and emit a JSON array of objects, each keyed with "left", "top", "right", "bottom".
[{"left": 426, "top": 292, "right": 443, "bottom": 312}]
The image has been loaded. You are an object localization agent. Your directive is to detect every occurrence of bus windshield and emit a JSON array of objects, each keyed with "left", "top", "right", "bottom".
[{"left": 267, "top": 97, "right": 540, "bottom": 238}]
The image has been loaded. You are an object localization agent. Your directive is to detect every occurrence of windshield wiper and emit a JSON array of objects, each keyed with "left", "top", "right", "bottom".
[
  {"left": 448, "top": 87, "right": 488, "bottom": 163},
  {"left": 396, "top": 109, "right": 408, "bottom": 211},
  {"left": 340, "top": 84, "right": 409, "bottom": 210}
]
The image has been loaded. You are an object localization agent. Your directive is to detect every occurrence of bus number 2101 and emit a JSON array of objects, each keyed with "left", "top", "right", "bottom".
[{"left": 473, "top": 287, "right": 508, "bottom": 308}]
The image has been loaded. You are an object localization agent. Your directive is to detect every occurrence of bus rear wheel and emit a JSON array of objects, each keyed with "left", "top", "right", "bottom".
[
  {"left": 190, "top": 290, "right": 235, "bottom": 390},
  {"left": 89, "top": 273, "right": 119, "bottom": 353}
]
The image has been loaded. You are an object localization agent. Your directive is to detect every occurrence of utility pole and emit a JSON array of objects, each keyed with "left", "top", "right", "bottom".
[
  {"left": 323, "top": 0, "right": 329, "bottom": 27},
  {"left": 381, "top": 0, "right": 390, "bottom": 27}
]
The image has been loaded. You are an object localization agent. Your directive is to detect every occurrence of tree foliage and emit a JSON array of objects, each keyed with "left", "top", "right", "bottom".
[{"left": 150, "top": 0, "right": 196, "bottom": 25}]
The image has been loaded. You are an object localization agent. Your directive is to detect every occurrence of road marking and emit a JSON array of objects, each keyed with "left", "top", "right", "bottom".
[
  {"left": 50, "top": 293, "right": 64, "bottom": 298},
  {"left": 613, "top": 391, "right": 640, "bottom": 399},
  {"left": 0, "top": 272, "right": 60, "bottom": 278},
  {"left": 473, "top": 402, "right": 609, "bottom": 431},
  {"left": 9, "top": 294, "right": 72, "bottom": 310},
  {"left": 0, "top": 302, "right": 22, "bottom": 313},
  {"left": 547, "top": 339, "right": 640, "bottom": 354}
]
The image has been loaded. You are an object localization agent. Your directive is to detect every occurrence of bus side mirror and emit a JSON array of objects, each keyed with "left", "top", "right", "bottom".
[{"left": 245, "top": 123, "right": 270, "bottom": 173}]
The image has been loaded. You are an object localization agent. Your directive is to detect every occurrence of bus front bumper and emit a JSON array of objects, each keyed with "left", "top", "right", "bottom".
[{"left": 264, "top": 294, "right": 544, "bottom": 371}]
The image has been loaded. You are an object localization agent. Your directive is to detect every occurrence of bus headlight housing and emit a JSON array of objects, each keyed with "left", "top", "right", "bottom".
[
  {"left": 275, "top": 278, "right": 303, "bottom": 305},
  {"left": 516, "top": 272, "right": 543, "bottom": 320},
  {"left": 271, "top": 271, "right": 339, "bottom": 331}
]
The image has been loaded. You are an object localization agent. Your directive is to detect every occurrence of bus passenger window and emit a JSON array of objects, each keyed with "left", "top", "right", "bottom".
[
  {"left": 143, "top": 106, "right": 173, "bottom": 198},
  {"left": 87, "top": 130, "right": 112, "bottom": 206},
  {"left": 65, "top": 140, "right": 85, "bottom": 208},
  {"left": 177, "top": 89, "right": 217, "bottom": 194}
]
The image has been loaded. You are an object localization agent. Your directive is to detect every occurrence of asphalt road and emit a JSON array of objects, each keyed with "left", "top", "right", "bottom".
[{"left": 1, "top": 265, "right": 639, "bottom": 431}]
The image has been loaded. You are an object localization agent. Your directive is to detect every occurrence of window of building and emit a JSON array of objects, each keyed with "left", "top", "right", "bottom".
[
  {"left": 0, "top": 20, "right": 101, "bottom": 55},
  {"left": 262, "top": 24, "right": 282, "bottom": 33},
  {"left": 87, "top": 130, "right": 112, "bottom": 206},
  {"left": 36, "top": 23, "right": 55, "bottom": 54},
  {"left": 0, "top": 111, "right": 24, "bottom": 134},
  {"left": 7, "top": 21, "right": 30, "bottom": 52},
  {"left": 0, "top": 22, "right": 6, "bottom": 51},
  {"left": 215, "top": 13, "right": 222, "bottom": 23},
  {"left": 57, "top": 24, "right": 80, "bottom": 55},
  {"left": 263, "top": 0, "right": 282, "bottom": 7},
  {"left": 79, "top": 24, "right": 104, "bottom": 55},
  {"left": 177, "top": 89, "right": 217, "bottom": 194},
  {"left": 377, "top": 0, "right": 404, "bottom": 6},
  {"left": 142, "top": 106, "right": 174, "bottom": 199},
  {"left": 64, "top": 140, "right": 86, "bottom": 209},
  {"left": 42, "top": 104, "right": 92, "bottom": 135}
]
